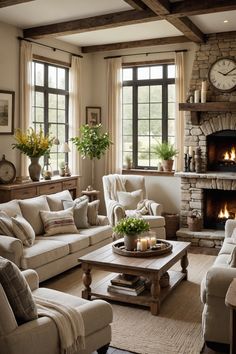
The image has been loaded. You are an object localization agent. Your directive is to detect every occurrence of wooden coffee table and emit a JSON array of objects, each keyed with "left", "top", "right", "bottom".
[{"left": 78, "top": 240, "right": 191, "bottom": 315}]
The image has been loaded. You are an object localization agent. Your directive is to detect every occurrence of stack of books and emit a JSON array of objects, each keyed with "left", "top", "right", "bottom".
[{"left": 108, "top": 274, "right": 145, "bottom": 296}]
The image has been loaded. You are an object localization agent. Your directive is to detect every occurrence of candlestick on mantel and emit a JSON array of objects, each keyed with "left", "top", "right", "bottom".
[
  {"left": 189, "top": 146, "right": 193, "bottom": 156},
  {"left": 184, "top": 146, "right": 188, "bottom": 155}
]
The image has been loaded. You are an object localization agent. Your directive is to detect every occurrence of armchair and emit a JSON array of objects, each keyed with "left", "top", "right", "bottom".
[
  {"left": 0, "top": 269, "right": 113, "bottom": 354},
  {"left": 102, "top": 174, "right": 166, "bottom": 239}
]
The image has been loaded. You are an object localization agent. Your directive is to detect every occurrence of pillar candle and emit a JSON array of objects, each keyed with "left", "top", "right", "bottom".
[
  {"left": 194, "top": 90, "right": 200, "bottom": 103},
  {"left": 189, "top": 146, "right": 193, "bottom": 156},
  {"left": 201, "top": 90, "right": 207, "bottom": 103},
  {"left": 201, "top": 80, "right": 207, "bottom": 91},
  {"left": 150, "top": 237, "right": 156, "bottom": 247},
  {"left": 137, "top": 239, "right": 141, "bottom": 251},
  {"left": 140, "top": 238, "right": 147, "bottom": 251}
]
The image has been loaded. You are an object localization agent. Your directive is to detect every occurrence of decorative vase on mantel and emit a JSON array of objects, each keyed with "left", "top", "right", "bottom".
[
  {"left": 28, "top": 157, "right": 41, "bottom": 182},
  {"left": 124, "top": 234, "right": 138, "bottom": 251}
]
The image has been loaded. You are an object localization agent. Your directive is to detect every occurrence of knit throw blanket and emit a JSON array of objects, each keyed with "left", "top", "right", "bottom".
[{"left": 34, "top": 295, "right": 85, "bottom": 354}]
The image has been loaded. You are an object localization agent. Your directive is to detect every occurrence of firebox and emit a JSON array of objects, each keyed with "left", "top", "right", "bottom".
[
  {"left": 207, "top": 130, "right": 236, "bottom": 172},
  {"left": 204, "top": 189, "right": 236, "bottom": 229}
]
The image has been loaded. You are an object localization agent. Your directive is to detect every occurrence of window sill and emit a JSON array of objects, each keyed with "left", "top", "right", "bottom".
[{"left": 122, "top": 169, "right": 175, "bottom": 176}]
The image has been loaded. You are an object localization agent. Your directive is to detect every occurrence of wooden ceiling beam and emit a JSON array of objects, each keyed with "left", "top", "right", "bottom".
[
  {"left": 170, "top": 0, "right": 236, "bottom": 17},
  {"left": 81, "top": 35, "right": 190, "bottom": 53},
  {"left": 122, "top": 0, "right": 148, "bottom": 11},
  {"left": 140, "top": 0, "right": 170, "bottom": 15},
  {"left": 0, "top": 0, "right": 34, "bottom": 8},
  {"left": 23, "top": 9, "right": 159, "bottom": 38}
]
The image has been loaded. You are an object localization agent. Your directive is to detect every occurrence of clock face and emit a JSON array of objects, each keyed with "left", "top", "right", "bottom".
[
  {"left": 209, "top": 58, "right": 236, "bottom": 92},
  {"left": 0, "top": 161, "right": 16, "bottom": 184}
]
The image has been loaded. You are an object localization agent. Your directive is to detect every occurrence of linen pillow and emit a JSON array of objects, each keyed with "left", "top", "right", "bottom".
[
  {"left": 87, "top": 199, "right": 100, "bottom": 226},
  {"left": 0, "top": 211, "right": 14, "bottom": 237},
  {"left": 0, "top": 199, "right": 22, "bottom": 217},
  {"left": 117, "top": 189, "right": 143, "bottom": 210},
  {"left": 0, "top": 257, "right": 38, "bottom": 324},
  {"left": 46, "top": 190, "right": 73, "bottom": 211},
  {"left": 63, "top": 199, "right": 89, "bottom": 229},
  {"left": 12, "top": 215, "right": 35, "bottom": 247},
  {"left": 40, "top": 207, "right": 78, "bottom": 236}
]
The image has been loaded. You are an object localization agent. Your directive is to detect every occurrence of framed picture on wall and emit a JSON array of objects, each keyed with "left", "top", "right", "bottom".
[
  {"left": 86, "top": 106, "right": 101, "bottom": 126},
  {"left": 0, "top": 90, "right": 15, "bottom": 135}
]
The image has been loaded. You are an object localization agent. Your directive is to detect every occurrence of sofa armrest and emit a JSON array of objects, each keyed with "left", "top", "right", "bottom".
[
  {"left": 0, "top": 235, "right": 23, "bottom": 267},
  {"left": 150, "top": 202, "right": 163, "bottom": 216},
  {"left": 97, "top": 215, "right": 110, "bottom": 226},
  {"left": 106, "top": 199, "right": 126, "bottom": 226},
  {"left": 205, "top": 266, "right": 236, "bottom": 299},
  {"left": 225, "top": 219, "right": 236, "bottom": 238},
  {"left": 22, "top": 270, "right": 39, "bottom": 291}
]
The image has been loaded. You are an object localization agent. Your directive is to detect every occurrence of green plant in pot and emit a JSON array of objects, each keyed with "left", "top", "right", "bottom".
[
  {"left": 113, "top": 217, "right": 150, "bottom": 251},
  {"left": 154, "top": 141, "right": 178, "bottom": 172},
  {"left": 71, "top": 124, "right": 112, "bottom": 189}
]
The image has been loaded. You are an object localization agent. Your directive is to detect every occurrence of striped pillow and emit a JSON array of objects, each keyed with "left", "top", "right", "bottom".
[
  {"left": 40, "top": 207, "right": 78, "bottom": 236},
  {"left": 0, "top": 211, "right": 14, "bottom": 237},
  {"left": 12, "top": 215, "right": 35, "bottom": 247}
]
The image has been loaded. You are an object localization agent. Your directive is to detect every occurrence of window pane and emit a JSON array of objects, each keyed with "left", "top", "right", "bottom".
[
  {"left": 150, "top": 86, "right": 162, "bottom": 102},
  {"left": 150, "top": 153, "right": 158, "bottom": 166},
  {"left": 168, "top": 84, "right": 175, "bottom": 101},
  {"left": 138, "top": 152, "right": 149, "bottom": 166},
  {"left": 123, "top": 104, "right": 132, "bottom": 119},
  {"left": 58, "top": 95, "right": 65, "bottom": 109},
  {"left": 138, "top": 104, "right": 149, "bottom": 119},
  {"left": 138, "top": 86, "right": 149, "bottom": 103},
  {"left": 58, "top": 125, "right": 66, "bottom": 144},
  {"left": 58, "top": 110, "right": 66, "bottom": 123},
  {"left": 48, "top": 109, "right": 57, "bottom": 122},
  {"left": 150, "top": 120, "right": 162, "bottom": 135},
  {"left": 168, "top": 119, "right": 175, "bottom": 136},
  {"left": 138, "top": 67, "right": 149, "bottom": 80},
  {"left": 48, "top": 123, "right": 57, "bottom": 139},
  {"left": 150, "top": 103, "right": 162, "bottom": 118},
  {"left": 49, "top": 94, "right": 57, "bottom": 108},
  {"left": 123, "top": 119, "right": 132, "bottom": 135},
  {"left": 138, "top": 120, "right": 149, "bottom": 135},
  {"left": 123, "top": 87, "right": 132, "bottom": 104},
  {"left": 150, "top": 66, "right": 163, "bottom": 79},
  {"left": 168, "top": 136, "right": 175, "bottom": 145},
  {"left": 48, "top": 66, "right": 57, "bottom": 88},
  {"left": 123, "top": 68, "right": 132, "bottom": 81},
  {"left": 35, "top": 108, "right": 44, "bottom": 122},
  {"left": 58, "top": 68, "right": 65, "bottom": 89},
  {"left": 123, "top": 135, "right": 132, "bottom": 151},
  {"left": 35, "top": 92, "right": 44, "bottom": 107},
  {"left": 138, "top": 136, "right": 149, "bottom": 152},
  {"left": 35, "top": 63, "right": 44, "bottom": 86},
  {"left": 168, "top": 65, "right": 175, "bottom": 78},
  {"left": 168, "top": 102, "right": 175, "bottom": 118}
]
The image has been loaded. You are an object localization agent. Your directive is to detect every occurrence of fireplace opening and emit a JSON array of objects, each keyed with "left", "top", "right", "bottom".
[
  {"left": 207, "top": 130, "right": 236, "bottom": 172},
  {"left": 204, "top": 189, "right": 236, "bottom": 229}
]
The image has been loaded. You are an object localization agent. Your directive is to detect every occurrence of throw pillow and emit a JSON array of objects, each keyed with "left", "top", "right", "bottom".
[
  {"left": 87, "top": 199, "right": 100, "bottom": 225},
  {"left": 229, "top": 246, "right": 236, "bottom": 267},
  {"left": 117, "top": 189, "right": 143, "bottom": 210},
  {"left": 40, "top": 207, "right": 78, "bottom": 236},
  {"left": 63, "top": 199, "right": 89, "bottom": 229},
  {"left": 12, "top": 215, "right": 35, "bottom": 247},
  {"left": 46, "top": 190, "right": 73, "bottom": 211},
  {"left": 0, "top": 257, "right": 38, "bottom": 324},
  {"left": 0, "top": 211, "right": 14, "bottom": 237},
  {"left": 0, "top": 200, "right": 22, "bottom": 217}
]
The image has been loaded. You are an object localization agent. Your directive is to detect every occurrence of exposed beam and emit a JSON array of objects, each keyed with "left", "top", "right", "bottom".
[
  {"left": 0, "top": 0, "right": 34, "bottom": 8},
  {"left": 81, "top": 35, "right": 190, "bottom": 53},
  {"left": 122, "top": 0, "right": 148, "bottom": 11},
  {"left": 141, "top": 0, "right": 170, "bottom": 15},
  {"left": 170, "top": 0, "right": 236, "bottom": 17}
]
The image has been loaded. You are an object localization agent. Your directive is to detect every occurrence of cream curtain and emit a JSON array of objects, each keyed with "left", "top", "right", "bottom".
[
  {"left": 69, "top": 56, "right": 82, "bottom": 176},
  {"left": 105, "top": 57, "right": 122, "bottom": 174},
  {"left": 20, "top": 41, "right": 33, "bottom": 177},
  {"left": 175, "top": 52, "right": 185, "bottom": 172}
]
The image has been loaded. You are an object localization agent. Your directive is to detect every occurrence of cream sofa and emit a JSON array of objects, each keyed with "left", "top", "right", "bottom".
[
  {"left": 0, "top": 190, "right": 113, "bottom": 282},
  {"left": 201, "top": 219, "right": 236, "bottom": 350},
  {"left": 0, "top": 269, "right": 112, "bottom": 354}
]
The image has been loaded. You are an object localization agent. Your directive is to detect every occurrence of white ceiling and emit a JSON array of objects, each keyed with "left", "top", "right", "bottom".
[{"left": 0, "top": 1, "right": 236, "bottom": 48}]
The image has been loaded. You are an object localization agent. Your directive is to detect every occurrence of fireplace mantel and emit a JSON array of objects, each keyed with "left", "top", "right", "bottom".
[{"left": 175, "top": 172, "right": 236, "bottom": 180}]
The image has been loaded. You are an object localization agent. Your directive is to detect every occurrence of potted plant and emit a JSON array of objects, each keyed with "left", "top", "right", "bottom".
[
  {"left": 154, "top": 142, "right": 178, "bottom": 172},
  {"left": 71, "top": 124, "right": 112, "bottom": 189},
  {"left": 113, "top": 217, "right": 150, "bottom": 251}
]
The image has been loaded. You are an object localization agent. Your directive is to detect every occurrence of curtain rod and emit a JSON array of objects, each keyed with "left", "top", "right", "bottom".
[
  {"left": 104, "top": 49, "right": 187, "bottom": 60},
  {"left": 17, "top": 37, "right": 83, "bottom": 58}
]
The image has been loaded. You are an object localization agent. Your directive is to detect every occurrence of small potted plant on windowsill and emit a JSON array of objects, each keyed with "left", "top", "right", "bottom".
[{"left": 154, "top": 142, "right": 178, "bottom": 172}]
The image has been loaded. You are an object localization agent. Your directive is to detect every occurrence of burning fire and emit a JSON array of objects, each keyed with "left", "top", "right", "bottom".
[
  {"left": 218, "top": 203, "right": 230, "bottom": 219},
  {"left": 223, "top": 147, "right": 236, "bottom": 161}
]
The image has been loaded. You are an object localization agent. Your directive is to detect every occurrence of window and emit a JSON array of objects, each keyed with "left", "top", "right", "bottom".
[
  {"left": 122, "top": 63, "right": 175, "bottom": 169},
  {"left": 32, "top": 61, "right": 69, "bottom": 173}
]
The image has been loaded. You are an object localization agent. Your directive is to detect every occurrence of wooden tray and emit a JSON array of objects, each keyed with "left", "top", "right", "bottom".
[{"left": 112, "top": 239, "right": 172, "bottom": 257}]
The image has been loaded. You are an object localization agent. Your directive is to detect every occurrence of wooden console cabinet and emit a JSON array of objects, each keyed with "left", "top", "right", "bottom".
[{"left": 0, "top": 175, "right": 79, "bottom": 203}]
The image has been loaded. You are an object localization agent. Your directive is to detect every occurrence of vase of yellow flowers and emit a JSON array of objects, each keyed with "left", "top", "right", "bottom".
[{"left": 13, "top": 127, "right": 54, "bottom": 181}]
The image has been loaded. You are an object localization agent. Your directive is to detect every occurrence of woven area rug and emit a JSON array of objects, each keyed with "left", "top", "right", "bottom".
[{"left": 110, "top": 253, "right": 215, "bottom": 354}]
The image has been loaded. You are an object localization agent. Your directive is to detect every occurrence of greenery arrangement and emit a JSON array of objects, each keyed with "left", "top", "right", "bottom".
[
  {"left": 12, "top": 127, "right": 54, "bottom": 158},
  {"left": 154, "top": 142, "right": 178, "bottom": 161},
  {"left": 71, "top": 124, "right": 112, "bottom": 160},
  {"left": 113, "top": 217, "right": 150, "bottom": 236}
]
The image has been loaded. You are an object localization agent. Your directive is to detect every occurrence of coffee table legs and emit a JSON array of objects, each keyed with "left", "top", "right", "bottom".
[
  {"left": 181, "top": 252, "right": 189, "bottom": 280},
  {"left": 150, "top": 276, "right": 160, "bottom": 315},
  {"left": 82, "top": 264, "right": 92, "bottom": 300}
]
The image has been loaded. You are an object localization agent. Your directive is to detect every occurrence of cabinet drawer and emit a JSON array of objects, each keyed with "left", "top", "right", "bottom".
[
  {"left": 12, "top": 187, "right": 37, "bottom": 200},
  {"left": 62, "top": 179, "right": 77, "bottom": 190},
  {"left": 39, "top": 183, "right": 62, "bottom": 195}
]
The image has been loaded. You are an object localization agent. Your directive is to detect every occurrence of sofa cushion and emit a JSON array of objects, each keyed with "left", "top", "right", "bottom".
[
  {"left": 37, "top": 234, "right": 89, "bottom": 253},
  {"left": 142, "top": 215, "right": 165, "bottom": 228},
  {"left": 117, "top": 189, "right": 143, "bottom": 210},
  {"left": 19, "top": 196, "right": 50, "bottom": 236},
  {"left": 79, "top": 225, "right": 112, "bottom": 246},
  {"left": 0, "top": 211, "right": 14, "bottom": 236},
  {"left": 0, "top": 284, "right": 18, "bottom": 335},
  {"left": 63, "top": 199, "right": 89, "bottom": 229},
  {"left": 0, "top": 200, "right": 22, "bottom": 217},
  {"left": 40, "top": 208, "right": 78, "bottom": 236},
  {"left": 21, "top": 239, "right": 69, "bottom": 269},
  {"left": 219, "top": 240, "right": 235, "bottom": 255},
  {"left": 46, "top": 190, "right": 73, "bottom": 211},
  {"left": 87, "top": 200, "right": 100, "bottom": 226},
  {"left": 0, "top": 257, "right": 38, "bottom": 324},
  {"left": 12, "top": 215, "right": 35, "bottom": 247}
]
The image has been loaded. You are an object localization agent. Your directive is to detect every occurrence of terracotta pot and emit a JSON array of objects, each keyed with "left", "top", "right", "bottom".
[
  {"left": 124, "top": 234, "right": 138, "bottom": 251},
  {"left": 28, "top": 157, "right": 41, "bottom": 181},
  {"left": 162, "top": 159, "right": 174, "bottom": 172}
]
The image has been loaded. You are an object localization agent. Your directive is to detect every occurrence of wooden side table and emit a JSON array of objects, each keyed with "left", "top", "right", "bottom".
[
  {"left": 81, "top": 189, "right": 100, "bottom": 202},
  {"left": 225, "top": 278, "right": 236, "bottom": 354}
]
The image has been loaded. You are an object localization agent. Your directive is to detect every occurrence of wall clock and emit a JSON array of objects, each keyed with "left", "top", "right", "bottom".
[
  {"left": 0, "top": 154, "right": 16, "bottom": 184},
  {"left": 208, "top": 57, "right": 236, "bottom": 92}
]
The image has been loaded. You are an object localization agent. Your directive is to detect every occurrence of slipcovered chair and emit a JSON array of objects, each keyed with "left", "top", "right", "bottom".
[
  {"left": 0, "top": 267, "right": 113, "bottom": 354},
  {"left": 102, "top": 174, "right": 166, "bottom": 239}
]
